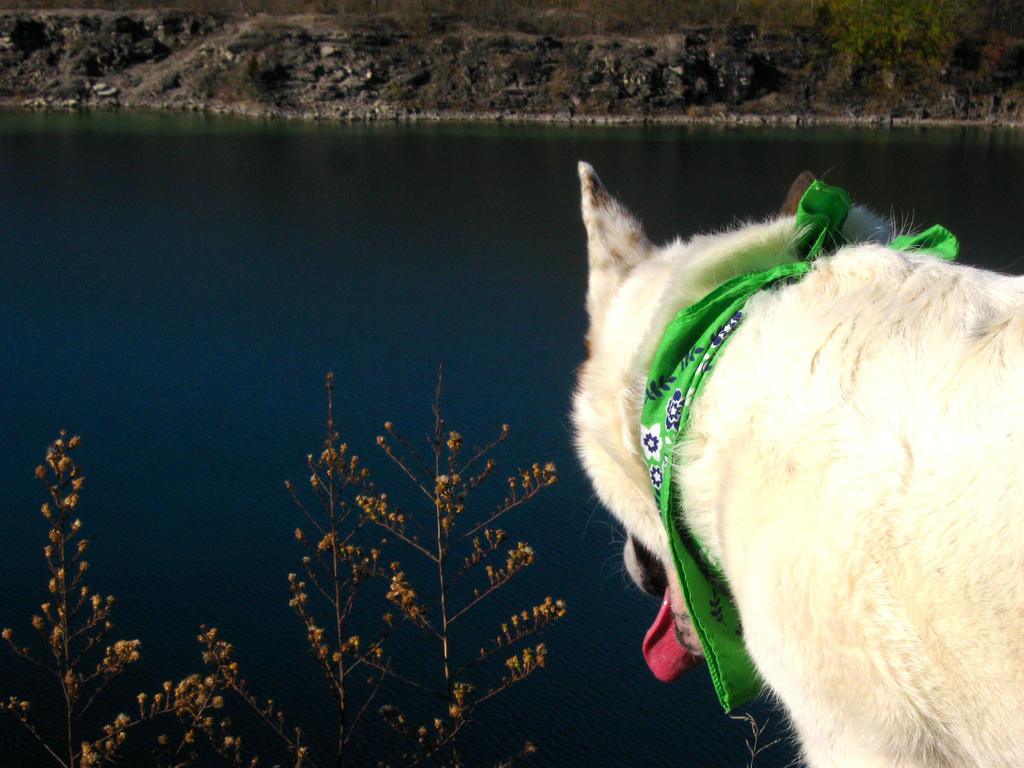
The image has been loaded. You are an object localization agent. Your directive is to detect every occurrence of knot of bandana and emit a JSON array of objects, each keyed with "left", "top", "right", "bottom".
[{"left": 641, "top": 182, "right": 959, "bottom": 711}]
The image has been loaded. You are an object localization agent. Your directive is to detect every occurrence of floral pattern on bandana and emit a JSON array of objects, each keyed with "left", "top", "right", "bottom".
[
  {"left": 643, "top": 310, "right": 752, "bottom": 501},
  {"left": 665, "top": 389, "right": 684, "bottom": 431},
  {"left": 641, "top": 423, "right": 662, "bottom": 462},
  {"left": 712, "top": 311, "right": 743, "bottom": 347}
]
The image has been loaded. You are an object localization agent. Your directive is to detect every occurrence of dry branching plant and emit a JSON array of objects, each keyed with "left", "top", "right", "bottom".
[
  {"left": 1, "top": 431, "right": 235, "bottom": 768},
  {"left": 729, "top": 712, "right": 782, "bottom": 768},
  {"left": 358, "top": 367, "right": 565, "bottom": 767},
  {"left": 187, "top": 370, "right": 565, "bottom": 767},
  {"left": 192, "top": 370, "right": 389, "bottom": 768},
  {"left": 3, "top": 372, "right": 565, "bottom": 768}
]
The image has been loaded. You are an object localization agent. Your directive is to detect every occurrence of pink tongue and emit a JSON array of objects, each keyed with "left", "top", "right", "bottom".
[{"left": 642, "top": 588, "right": 695, "bottom": 682}]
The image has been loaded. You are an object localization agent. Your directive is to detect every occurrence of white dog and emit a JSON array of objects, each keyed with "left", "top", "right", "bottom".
[{"left": 571, "top": 161, "right": 1024, "bottom": 768}]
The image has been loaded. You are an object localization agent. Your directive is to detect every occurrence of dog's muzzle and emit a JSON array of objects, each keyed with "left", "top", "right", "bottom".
[
  {"left": 625, "top": 535, "right": 703, "bottom": 681},
  {"left": 624, "top": 536, "right": 668, "bottom": 598}
]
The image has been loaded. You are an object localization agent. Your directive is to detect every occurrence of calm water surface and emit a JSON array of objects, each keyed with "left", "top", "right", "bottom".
[{"left": 2, "top": 113, "right": 1023, "bottom": 766}]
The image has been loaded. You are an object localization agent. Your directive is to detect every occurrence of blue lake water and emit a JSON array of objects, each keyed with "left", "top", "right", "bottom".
[{"left": 2, "top": 113, "right": 1023, "bottom": 767}]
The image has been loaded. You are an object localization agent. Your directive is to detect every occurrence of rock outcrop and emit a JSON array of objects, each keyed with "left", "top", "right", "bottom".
[{"left": 1, "top": 10, "right": 1022, "bottom": 124}]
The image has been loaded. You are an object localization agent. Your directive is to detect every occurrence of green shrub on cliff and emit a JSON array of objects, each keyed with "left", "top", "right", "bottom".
[{"left": 818, "top": 0, "right": 960, "bottom": 74}]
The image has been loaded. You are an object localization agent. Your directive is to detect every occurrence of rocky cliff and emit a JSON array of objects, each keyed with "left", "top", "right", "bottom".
[{"left": 1, "top": 10, "right": 1022, "bottom": 124}]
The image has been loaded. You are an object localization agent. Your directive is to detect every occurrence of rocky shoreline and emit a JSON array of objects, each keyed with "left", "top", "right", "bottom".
[{"left": 1, "top": 9, "right": 1023, "bottom": 126}]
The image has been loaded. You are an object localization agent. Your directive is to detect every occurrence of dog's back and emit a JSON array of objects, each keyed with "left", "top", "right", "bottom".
[
  {"left": 572, "top": 164, "right": 1024, "bottom": 767},
  {"left": 683, "top": 245, "right": 1024, "bottom": 766}
]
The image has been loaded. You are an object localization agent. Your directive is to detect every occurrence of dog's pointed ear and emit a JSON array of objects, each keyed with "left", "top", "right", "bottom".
[
  {"left": 578, "top": 162, "right": 651, "bottom": 326},
  {"left": 579, "top": 162, "right": 651, "bottom": 272},
  {"left": 781, "top": 170, "right": 816, "bottom": 216}
]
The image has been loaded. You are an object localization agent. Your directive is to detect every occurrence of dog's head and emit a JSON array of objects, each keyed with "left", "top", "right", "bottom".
[{"left": 571, "top": 163, "right": 888, "bottom": 683}]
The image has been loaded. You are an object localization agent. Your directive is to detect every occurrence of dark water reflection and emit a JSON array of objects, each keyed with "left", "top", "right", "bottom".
[{"left": 1, "top": 113, "right": 1022, "bottom": 766}]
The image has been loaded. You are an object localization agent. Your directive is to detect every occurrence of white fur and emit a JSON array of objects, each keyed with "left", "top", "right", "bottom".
[{"left": 572, "top": 162, "right": 1024, "bottom": 768}]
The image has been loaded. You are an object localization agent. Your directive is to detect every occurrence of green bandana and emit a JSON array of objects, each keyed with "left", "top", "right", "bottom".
[{"left": 641, "top": 182, "right": 958, "bottom": 711}]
